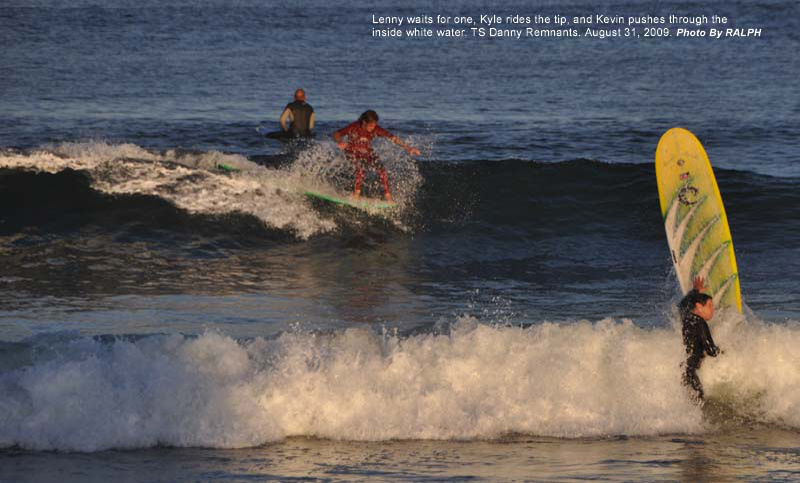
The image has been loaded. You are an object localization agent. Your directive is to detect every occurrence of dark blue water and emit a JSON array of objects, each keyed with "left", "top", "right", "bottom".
[{"left": 2, "top": 1, "right": 799, "bottom": 480}]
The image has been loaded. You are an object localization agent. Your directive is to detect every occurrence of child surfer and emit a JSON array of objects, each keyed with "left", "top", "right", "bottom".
[{"left": 333, "top": 110, "right": 420, "bottom": 201}]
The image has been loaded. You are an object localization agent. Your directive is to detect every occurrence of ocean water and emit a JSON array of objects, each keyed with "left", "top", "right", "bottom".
[{"left": 1, "top": 0, "right": 799, "bottom": 481}]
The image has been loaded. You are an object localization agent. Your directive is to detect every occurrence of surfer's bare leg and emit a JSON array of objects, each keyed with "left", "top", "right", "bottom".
[
  {"left": 353, "top": 165, "right": 364, "bottom": 199},
  {"left": 379, "top": 168, "right": 392, "bottom": 201}
]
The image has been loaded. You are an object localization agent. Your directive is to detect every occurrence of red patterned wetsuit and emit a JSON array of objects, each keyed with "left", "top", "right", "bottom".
[{"left": 334, "top": 121, "right": 392, "bottom": 197}]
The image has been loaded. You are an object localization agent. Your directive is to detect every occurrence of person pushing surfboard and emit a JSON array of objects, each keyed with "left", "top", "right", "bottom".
[
  {"left": 679, "top": 276, "right": 721, "bottom": 404},
  {"left": 333, "top": 110, "right": 420, "bottom": 201},
  {"left": 655, "top": 127, "right": 739, "bottom": 406}
]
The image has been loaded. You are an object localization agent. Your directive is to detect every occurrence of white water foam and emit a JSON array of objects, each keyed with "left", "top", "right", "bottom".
[
  {"left": 701, "top": 312, "right": 800, "bottom": 425},
  {"left": 0, "top": 141, "right": 420, "bottom": 238},
  {"left": 4, "top": 311, "right": 795, "bottom": 452}
]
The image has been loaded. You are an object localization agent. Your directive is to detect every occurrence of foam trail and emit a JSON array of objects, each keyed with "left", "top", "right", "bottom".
[
  {"left": 0, "top": 142, "right": 339, "bottom": 238},
  {"left": 0, "top": 140, "right": 425, "bottom": 237}
]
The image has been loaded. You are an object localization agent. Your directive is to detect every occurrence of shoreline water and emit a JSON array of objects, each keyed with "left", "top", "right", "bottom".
[{"left": 5, "top": 428, "right": 800, "bottom": 482}]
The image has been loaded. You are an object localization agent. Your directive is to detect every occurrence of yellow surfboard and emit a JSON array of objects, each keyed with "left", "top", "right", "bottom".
[{"left": 655, "top": 128, "right": 742, "bottom": 312}]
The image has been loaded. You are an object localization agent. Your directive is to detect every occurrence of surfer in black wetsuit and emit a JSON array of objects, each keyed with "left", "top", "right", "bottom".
[
  {"left": 278, "top": 89, "right": 315, "bottom": 138},
  {"left": 679, "top": 277, "right": 721, "bottom": 403}
]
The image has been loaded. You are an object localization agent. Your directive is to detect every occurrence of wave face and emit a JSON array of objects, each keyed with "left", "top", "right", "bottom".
[
  {"left": 2, "top": 141, "right": 798, "bottom": 244},
  {"left": 2, "top": 141, "right": 798, "bottom": 321}
]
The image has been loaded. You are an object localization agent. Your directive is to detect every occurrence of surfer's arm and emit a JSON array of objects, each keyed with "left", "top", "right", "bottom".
[
  {"left": 380, "top": 128, "right": 420, "bottom": 156},
  {"left": 333, "top": 123, "right": 354, "bottom": 149},
  {"left": 309, "top": 112, "right": 315, "bottom": 131},
  {"left": 279, "top": 107, "right": 292, "bottom": 131},
  {"left": 332, "top": 129, "right": 346, "bottom": 149},
  {"left": 392, "top": 138, "right": 420, "bottom": 156},
  {"left": 692, "top": 276, "right": 707, "bottom": 293}
]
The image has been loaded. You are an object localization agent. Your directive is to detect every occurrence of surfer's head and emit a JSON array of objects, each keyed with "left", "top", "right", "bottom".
[
  {"left": 294, "top": 89, "right": 306, "bottom": 102},
  {"left": 682, "top": 291, "right": 714, "bottom": 320},
  {"left": 694, "top": 296, "right": 714, "bottom": 321},
  {"left": 358, "top": 110, "right": 379, "bottom": 132}
]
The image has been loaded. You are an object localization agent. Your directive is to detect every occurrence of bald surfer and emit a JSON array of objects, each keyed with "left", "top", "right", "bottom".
[
  {"left": 278, "top": 88, "right": 315, "bottom": 138},
  {"left": 679, "top": 276, "right": 721, "bottom": 403},
  {"left": 333, "top": 110, "right": 419, "bottom": 201}
]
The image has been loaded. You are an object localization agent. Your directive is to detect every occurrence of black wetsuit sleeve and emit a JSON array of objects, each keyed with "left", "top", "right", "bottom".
[{"left": 700, "top": 320, "right": 720, "bottom": 357}]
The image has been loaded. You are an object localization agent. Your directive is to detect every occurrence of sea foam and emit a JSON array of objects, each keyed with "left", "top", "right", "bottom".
[
  {"left": 0, "top": 141, "right": 419, "bottom": 238},
  {"left": 6, "top": 309, "right": 794, "bottom": 452}
]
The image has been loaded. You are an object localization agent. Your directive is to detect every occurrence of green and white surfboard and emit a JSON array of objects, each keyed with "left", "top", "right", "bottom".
[{"left": 655, "top": 127, "right": 742, "bottom": 312}]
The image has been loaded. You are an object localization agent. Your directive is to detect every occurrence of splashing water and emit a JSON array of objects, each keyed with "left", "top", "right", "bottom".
[
  {"left": 0, "top": 140, "right": 424, "bottom": 238},
  {"left": 3, "top": 309, "right": 798, "bottom": 452}
]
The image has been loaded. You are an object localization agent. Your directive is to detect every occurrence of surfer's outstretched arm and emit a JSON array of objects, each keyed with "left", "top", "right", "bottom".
[
  {"left": 385, "top": 134, "right": 420, "bottom": 156},
  {"left": 332, "top": 129, "right": 348, "bottom": 150},
  {"left": 693, "top": 276, "right": 707, "bottom": 293}
]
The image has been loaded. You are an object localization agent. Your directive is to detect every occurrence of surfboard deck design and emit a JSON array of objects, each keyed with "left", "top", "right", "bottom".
[
  {"left": 304, "top": 190, "right": 396, "bottom": 211},
  {"left": 655, "top": 127, "right": 742, "bottom": 312}
]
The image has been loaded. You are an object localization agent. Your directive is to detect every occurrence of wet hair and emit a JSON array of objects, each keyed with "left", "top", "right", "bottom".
[
  {"left": 679, "top": 290, "right": 713, "bottom": 316},
  {"left": 358, "top": 110, "right": 379, "bottom": 124}
]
